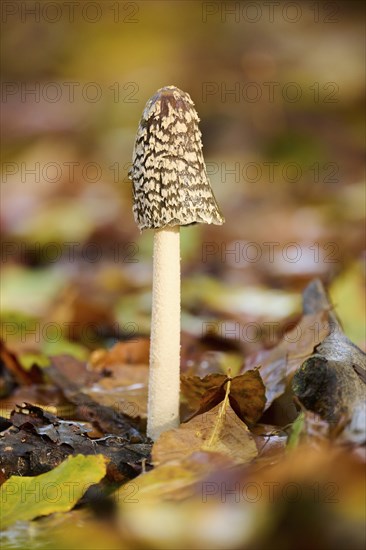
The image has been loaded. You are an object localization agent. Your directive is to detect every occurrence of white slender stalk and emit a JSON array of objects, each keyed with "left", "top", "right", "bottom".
[{"left": 147, "top": 226, "right": 180, "bottom": 440}]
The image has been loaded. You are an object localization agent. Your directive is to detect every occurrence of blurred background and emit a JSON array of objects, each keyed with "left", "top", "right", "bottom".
[
  {"left": 1, "top": 0, "right": 365, "bottom": 362},
  {"left": 1, "top": 2, "right": 365, "bottom": 549}
]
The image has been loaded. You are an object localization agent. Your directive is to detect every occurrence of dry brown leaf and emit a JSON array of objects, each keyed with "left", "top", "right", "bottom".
[
  {"left": 229, "top": 371, "right": 267, "bottom": 425},
  {"left": 89, "top": 339, "right": 150, "bottom": 372},
  {"left": 85, "top": 363, "right": 148, "bottom": 419},
  {"left": 244, "top": 310, "right": 330, "bottom": 400},
  {"left": 182, "top": 370, "right": 266, "bottom": 425},
  {"left": 243, "top": 281, "right": 333, "bottom": 420},
  {"left": 180, "top": 373, "right": 227, "bottom": 411},
  {"left": 153, "top": 380, "right": 258, "bottom": 466},
  {"left": 46, "top": 284, "right": 116, "bottom": 343},
  {"left": 0, "top": 340, "right": 42, "bottom": 386}
]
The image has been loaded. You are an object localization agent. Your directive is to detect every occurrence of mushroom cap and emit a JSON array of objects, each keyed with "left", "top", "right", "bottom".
[{"left": 130, "top": 86, "right": 225, "bottom": 231}]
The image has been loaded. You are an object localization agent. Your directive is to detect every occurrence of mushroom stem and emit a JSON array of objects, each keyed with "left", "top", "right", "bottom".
[{"left": 147, "top": 226, "right": 180, "bottom": 440}]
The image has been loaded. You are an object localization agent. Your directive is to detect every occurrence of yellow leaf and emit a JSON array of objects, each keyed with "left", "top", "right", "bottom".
[{"left": 0, "top": 454, "right": 108, "bottom": 528}]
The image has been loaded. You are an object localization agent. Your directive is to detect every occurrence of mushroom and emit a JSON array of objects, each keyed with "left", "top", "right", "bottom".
[{"left": 130, "top": 86, "right": 224, "bottom": 440}]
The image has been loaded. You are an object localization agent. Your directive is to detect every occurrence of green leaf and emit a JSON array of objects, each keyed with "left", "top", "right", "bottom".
[
  {"left": 0, "top": 266, "right": 64, "bottom": 316},
  {"left": 287, "top": 412, "right": 305, "bottom": 450},
  {"left": 42, "top": 339, "right": 88, "bottom": 361},
  {"left": 0, "top": 454, "right": 107, "bottom": 528},
  {"left": 18, "top": 352, "right": 51, "bottom": 370}
]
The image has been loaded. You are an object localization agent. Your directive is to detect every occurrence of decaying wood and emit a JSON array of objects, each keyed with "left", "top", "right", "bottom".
[{"left": 293, "top": 280, "right": 366, "bottom": 425}]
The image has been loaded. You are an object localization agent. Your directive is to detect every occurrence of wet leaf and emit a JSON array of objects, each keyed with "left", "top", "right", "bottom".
[{"left": 0, "top": 403, "right": 151, "bottom": 482}]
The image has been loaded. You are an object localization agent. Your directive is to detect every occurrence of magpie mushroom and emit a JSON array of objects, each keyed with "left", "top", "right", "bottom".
[{"left": 130, "top": 86, "right": 224, "bottom": 440}]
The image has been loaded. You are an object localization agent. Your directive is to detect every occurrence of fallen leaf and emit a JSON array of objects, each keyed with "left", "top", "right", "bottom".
[
  {"left": 180, "top": 330, "right": 243, "bottom": 376},
  {"left": 0, "top": 385, "right": 67, "bottom": 419},
  {"left": 0, "top": 340, "right": 40, "bottom": 386},
  {"left": 117, "top": 451, "right": 234, "bottom": 504},
  {"left": 0, "top": 454, "right": 107, "bottom": 528},
  {"left": 182, "top": 370, "right": 266, "bottom": 425},
  {"left": 117, "top": 451, "right": 259, "bottom": 550},
  {"left": 182, "top": 276, "right": 299, "bottom": 320},
  {"left": 118, "top": 443, "right": 365, "bottom": 550},
  {"left": 0, "top": 403, "right": 151, "bottom": 483},
  {"left": 85, "top": 363, "right": 148, "bottom": 419},
  {"left": 0, "top": 509, "right": 125, "bottom": 550},
  {"left": 46, "top": 283, "right": 116, "bottom": 346},
  {"left": 0, "top": 266, "right": 64, "bottom": 317},
  {"left": 243, "top": 279, "right": 332, "bottom": 425},
  {"left": 85, "top": 345, "right": 150, "bottom": 420},
  {"left": 153, "top": 380, "right": 258, "bottom": 466},
  {"left": 247, "top": 279, "right": 331, "bottom": 373},
  {"left": 228, "top": 371, "right": 267, "bottom": 425},
  {"left": 287, "top": 412, "right": 306, "bottom": 450},
  {"left": 250, "top": 424, "right": 287, "bottom": 464},
  {"left": 47, "top": 357, "right": 146, "bottom": 440},
  {"left": 89, "top": 339, "right": 150, "bottom": 371},
  {"left": 181, "top": 373, "right": 227, "bottom": 412}
]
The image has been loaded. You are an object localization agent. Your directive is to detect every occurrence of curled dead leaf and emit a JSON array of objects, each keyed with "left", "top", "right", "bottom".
[
  {"left": 182, "top": 370, "right": 266, "bottom": 426},
  {"left": 153, "top": 381, "right": 258, "bottom": 466}
]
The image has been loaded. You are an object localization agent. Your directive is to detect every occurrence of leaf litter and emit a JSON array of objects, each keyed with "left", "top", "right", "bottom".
[{"left": 0, "top": 279, "right": 365, "bottom": 548}]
